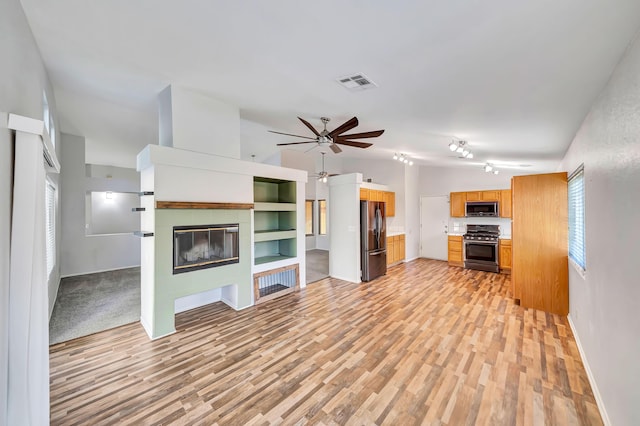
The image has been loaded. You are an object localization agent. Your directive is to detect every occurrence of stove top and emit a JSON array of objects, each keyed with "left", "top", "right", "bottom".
[{"left": 464, "top": 224, "right": 500, "bottom": 242}]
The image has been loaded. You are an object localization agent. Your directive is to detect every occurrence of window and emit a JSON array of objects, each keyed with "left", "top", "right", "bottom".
[
  {"left": 43, "top": 90, "right": 55, "bottom": 147},
  {"left": 318, "top": 200, "right": 327, "bottom": 235},
  {"left": 305, "top": 200, "right": 314, "bottom": 235},
  {"left": 43, "top": 91, "right": 50, "bottom": 134},
  {"left": 568, "top": 165, "right": 585, "bottom": 271},
  {"left": 45, "top": 181, "right": 56, "bottom": 277}
]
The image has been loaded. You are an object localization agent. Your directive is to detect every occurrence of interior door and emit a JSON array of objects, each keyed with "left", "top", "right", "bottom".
[{"left": 420, "top": 196, "right": 449, "bottom": 260}]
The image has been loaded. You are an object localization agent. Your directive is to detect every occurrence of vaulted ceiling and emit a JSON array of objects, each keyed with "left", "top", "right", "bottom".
[{"left": 20, "top": 0, "right": 640, "bottom": 171}]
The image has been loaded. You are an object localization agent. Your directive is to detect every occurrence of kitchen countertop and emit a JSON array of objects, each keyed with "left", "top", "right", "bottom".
[{"left": 387, "top": 232, "right": 405, "bottom": 237}]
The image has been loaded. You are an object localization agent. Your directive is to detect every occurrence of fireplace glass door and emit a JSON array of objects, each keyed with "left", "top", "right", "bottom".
[{"left": 173, "top": 224, "right": 239, "bottom": 274}]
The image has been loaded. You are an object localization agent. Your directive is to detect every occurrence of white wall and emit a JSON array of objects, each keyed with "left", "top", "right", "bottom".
[
  {"left": 328, "top": 173, "right": 361, "bottom": 282},
  {"left": 0, "top": 0, "right": 60, "bottom": 422},
  {"left": 559, "top": 33, "right": 640, "bottom": 426},
  {"left": 0, "top": 125, "right": 12, "bottom": 426},
  {"left": 418, "top": 165, "right": 519, "bottom": 196},
  {"left": 60, "top": 133, "right": 141, "bottom": 277},
  {"left": 88, "top": 192, "right": 140, "bottom": 235},
  {"left": 404, "top": 163, "right": 420, "bottom": 261},
  {"left": 161, "top": 85, "right": 241, "bottom": 159}
]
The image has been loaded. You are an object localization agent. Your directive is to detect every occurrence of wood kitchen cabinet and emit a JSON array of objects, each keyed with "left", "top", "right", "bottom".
[
  {"left": 499, "top": 239, "right": 512, "bottom": 273},
  {"left": 383, "top": 191, "right": 395, "bottom": 217},
  {"left": 372, "top": 190, "right": 384, "bottom": 202},
  {"left": 450, "top": 192, "right": 466, "bottom": 217},
  {"left": 465, "top": 190, "right": 500, "bottom": 202},
  {"left": 397, "top": 234, "right": 405, "bottom": 261},
  {"left": 447, "top": 235, "right": 463, "bottom": 267},
  {"left": 361, "top": 188, "right": 396, "bottom": 217},
  {"left": 386, "top": 234, "right": 405, "bottom": 265},
  {"left": 450, "top": 189, "right": 508, "bottom": 217},
  {"left": 512, "top": 172, "right": 568, "bottom": 315},
  {"left": 500, "top": 189, "right": 512, "bottom": 218}
]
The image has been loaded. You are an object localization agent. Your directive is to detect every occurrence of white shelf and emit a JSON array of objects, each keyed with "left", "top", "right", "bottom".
[
  {"left": 254, "top": 254, "right": 296, "bottom": 266},
  {"left": 254, "top": 230, "right": 297, "bottom": 242},
  {"left": 254, "top": 202, "right": 296, "bottom": 212}
]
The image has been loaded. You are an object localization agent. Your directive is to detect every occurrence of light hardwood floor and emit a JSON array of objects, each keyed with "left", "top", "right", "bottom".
[{"left": 50, "top": 259, "right": 602, "bottom": 425}]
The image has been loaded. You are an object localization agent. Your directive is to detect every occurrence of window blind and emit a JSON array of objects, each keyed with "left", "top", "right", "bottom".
[
  {"left": 45, "top": 182, "right": 56, "bottom": 277},
  {"left": 568, "top": 166, "right": 585, "bottom": 270}
]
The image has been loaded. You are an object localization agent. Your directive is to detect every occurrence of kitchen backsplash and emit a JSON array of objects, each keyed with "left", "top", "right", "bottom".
[{"left": 449, "top": 217, "right": 511, "bottom": 238}]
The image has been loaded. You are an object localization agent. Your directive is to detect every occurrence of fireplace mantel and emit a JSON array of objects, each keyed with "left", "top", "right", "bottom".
[{"left": 156, "top": 201, "right": 254, "bottom": 209}]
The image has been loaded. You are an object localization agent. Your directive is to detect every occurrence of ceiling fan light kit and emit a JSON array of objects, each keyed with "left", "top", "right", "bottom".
[
  {"left": 393, "top": 153, "right": 413, "bottom": 166},
  {"left": 315, "top": 152, "right": 336, "bottom": 183},
  {"left": 270, "top": 116, "right": 384, "bottom": 155}
]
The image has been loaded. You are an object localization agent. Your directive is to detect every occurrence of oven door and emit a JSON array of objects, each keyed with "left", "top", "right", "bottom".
[{"left": 464, "top": 240, "right": 499, "bottom": 272}]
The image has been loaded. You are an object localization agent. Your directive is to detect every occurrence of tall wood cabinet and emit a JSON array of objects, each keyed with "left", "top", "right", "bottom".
[{"left": 512, "top": 173, "right": 568, "bottom": 315}]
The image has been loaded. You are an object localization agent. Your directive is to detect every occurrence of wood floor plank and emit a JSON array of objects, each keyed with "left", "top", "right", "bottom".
[{"left": 50, "top": 259, "right": 603, "bottom": 425}]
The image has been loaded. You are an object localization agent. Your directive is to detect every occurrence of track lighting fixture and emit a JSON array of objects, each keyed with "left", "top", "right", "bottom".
[
  {"left": 392, "top": 153, "right": 414, "bottom": 166},
  {"left": 449, "top": 140, "right": 473, "bottom": 159},
  {"left": 483, "top": 163, "right": 499, "bottom": 174}
]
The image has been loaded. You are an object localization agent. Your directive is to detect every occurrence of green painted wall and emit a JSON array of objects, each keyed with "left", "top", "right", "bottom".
[{"left": 151, "top": 209, "right": 252, "bottom": 337}]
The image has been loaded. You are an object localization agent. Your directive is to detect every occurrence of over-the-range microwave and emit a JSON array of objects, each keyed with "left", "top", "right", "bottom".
[{"left": 465, "top": 201, "right": 499, "bottom": 217}]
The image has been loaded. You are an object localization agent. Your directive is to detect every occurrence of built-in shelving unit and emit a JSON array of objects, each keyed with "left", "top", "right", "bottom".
[{"left": 253, "top": 177, "right": 297, "bottom": 265}]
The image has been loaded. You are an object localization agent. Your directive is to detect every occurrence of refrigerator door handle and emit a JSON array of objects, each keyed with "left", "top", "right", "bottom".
[{"left": 370, "top": 250, "right": 385, "bottom": 256}]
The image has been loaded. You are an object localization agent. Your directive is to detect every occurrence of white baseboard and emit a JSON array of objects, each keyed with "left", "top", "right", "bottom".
[
  {"left": 140, "top": 316, "right": 175, "bottom": 341},
  {"left": 61, "top": 264, "right": 141, "bottom": 278},
  {"left": 568, "top": 315, "right": 611, "bottom": 426}
]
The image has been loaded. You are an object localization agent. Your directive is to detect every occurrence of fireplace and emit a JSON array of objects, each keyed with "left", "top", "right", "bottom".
[{"left": 173, "top": 224, "right": 239, "bottom": 274}]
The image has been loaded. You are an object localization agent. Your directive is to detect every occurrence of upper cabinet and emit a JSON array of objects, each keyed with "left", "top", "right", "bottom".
[
  {"left": 500, "top": 189, "right": 512, "bottom": 218},
  {"left": 450, "top": 189, "right": 510, "bottom": 218},
  {"left": 466, "top": 190, "right": 500, "bottom": 201},
  {"left": 450, "top": 192, "right": 466, "bottom": 217},
  {"left": 359, "top": 188, "right": 369, "bottom": 201},
  {"left": 383, "top": 191, "right": 395, "bottom": 217},
  {"left": 361, "top": 188, "right": 396, "bottom": 217}
]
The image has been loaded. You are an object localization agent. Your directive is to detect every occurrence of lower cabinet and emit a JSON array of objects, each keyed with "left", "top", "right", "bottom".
[
  {"left": 448, "top": 235, "right": 463, "bottom": 267},
  {"left": 499, "top": 239, "right": 512, "bottom": 273},
  {"left": 386, "top": 234, "right": 405, "bottom": 265}
]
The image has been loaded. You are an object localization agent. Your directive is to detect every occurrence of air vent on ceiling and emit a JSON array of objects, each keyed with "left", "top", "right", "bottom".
[{"left": 336, "top": 73, "right": 378, "bottom": 91}]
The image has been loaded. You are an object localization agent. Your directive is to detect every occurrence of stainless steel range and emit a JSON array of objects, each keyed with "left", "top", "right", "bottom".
[{"left": 463, "top": 224, "right": 500, "bottom": 273}]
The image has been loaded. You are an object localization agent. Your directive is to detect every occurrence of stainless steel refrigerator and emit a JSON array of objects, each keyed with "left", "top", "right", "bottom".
[{"left": 360, "top": 200, "right": 387, "bottom": 282}]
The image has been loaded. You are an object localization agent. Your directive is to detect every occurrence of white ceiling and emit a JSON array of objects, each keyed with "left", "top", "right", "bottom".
[{"left": 20, "top": 0, "right": 640, "bottom": 171}]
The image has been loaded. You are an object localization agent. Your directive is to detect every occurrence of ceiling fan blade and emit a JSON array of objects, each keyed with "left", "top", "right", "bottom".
[
  {"left": 328, "top": 117, "right": 359, "bottom": 138},
  {"left": 335, "top": 130, "right": 385, "bottom": 139},
  {"left": 277, "top": 141, "right": 317, "bottom": 146},
  {"left": 269, "top": 130, "right": 317, "bottom": 140},
  {"left": 334, "top": 140, "right": 373, "bottom": 149},
  {"left": 330, "top": 144, "right": 342, "bottom": 154},
  {"left": 298, "top": 117, "right": 320, "bottom": 136}
]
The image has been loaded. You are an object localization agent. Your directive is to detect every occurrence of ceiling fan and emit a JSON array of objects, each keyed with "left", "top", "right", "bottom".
[
  {"left": 269, "top": 116, "right": 384, "bottom": 154},
  {"left": 312, "top": 152, "right": 338, "bottom": 183}
]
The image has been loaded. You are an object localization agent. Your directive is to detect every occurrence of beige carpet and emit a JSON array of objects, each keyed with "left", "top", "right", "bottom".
[{"left": 306, "top": 249, "right": 329, "bottom": 284}]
